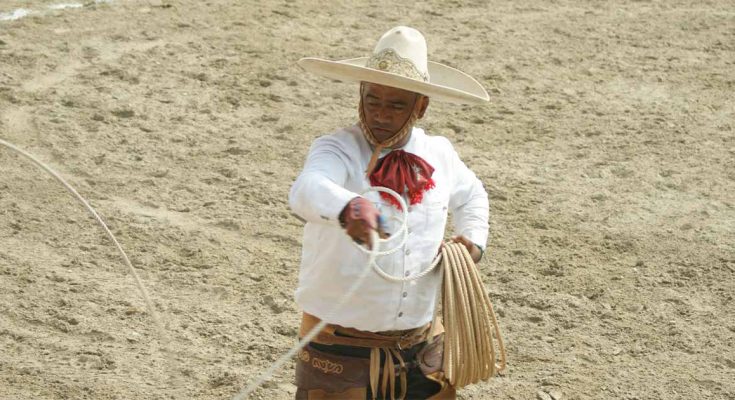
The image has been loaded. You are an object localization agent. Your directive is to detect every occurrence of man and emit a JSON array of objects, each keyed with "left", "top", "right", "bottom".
[{"left": 290, "top": 26, "right": 490, "bottom": 399}]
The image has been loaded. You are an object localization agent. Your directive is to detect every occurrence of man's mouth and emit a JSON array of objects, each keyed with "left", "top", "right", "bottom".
[{"left": 372, "top": 126, "right": 392, "bottom": 134}]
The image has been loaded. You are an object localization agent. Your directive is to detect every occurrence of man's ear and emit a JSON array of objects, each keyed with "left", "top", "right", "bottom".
[{"left": 417, "top": 96, "right": 430, "bottom": 119}]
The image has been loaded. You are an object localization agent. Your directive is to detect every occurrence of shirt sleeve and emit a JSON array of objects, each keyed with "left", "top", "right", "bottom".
[
  {"left": 289, "top": 136, "right": 359, "bottom": 226},
  {"left": 444, "top": 138, "right": 490, "bottom": 250}
]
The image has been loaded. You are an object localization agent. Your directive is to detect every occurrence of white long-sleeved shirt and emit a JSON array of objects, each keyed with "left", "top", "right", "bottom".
[{"left": 289, "top": 124, "right": 489, "bottom": 332}]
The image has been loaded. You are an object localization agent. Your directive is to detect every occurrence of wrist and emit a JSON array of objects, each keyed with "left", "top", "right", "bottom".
[
  {"left": 474, "top": 243, "right": 484, "bottom": 261},
  {"left": 339, "top": 197, "right": 360, "bottom": 228}
]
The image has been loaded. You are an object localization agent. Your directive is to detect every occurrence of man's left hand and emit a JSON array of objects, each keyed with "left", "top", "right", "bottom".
[{"left": 450, "top": 235, "right": 483, "bottom": 264}]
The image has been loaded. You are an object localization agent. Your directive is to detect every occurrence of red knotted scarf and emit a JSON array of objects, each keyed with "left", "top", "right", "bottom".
[{"left": 369, "top": 150, "right": 435, "bottom": 209}]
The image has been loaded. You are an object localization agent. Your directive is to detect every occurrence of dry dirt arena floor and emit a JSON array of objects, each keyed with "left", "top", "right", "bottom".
[{"left": 1, "top": 0, "right": 733, "bottom": 399}]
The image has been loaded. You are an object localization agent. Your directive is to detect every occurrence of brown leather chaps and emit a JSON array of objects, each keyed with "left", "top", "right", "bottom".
[{"left": 295, "top": 313, "right": 455, "bottom": 400}]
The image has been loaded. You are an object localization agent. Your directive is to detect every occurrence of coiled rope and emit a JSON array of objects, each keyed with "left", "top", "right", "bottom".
[
  {"left": 439, "top": 242, "right": 506, "bottom": 387},
  {"left": 350, "top": 187, "right": 443, "bottom": 282}
]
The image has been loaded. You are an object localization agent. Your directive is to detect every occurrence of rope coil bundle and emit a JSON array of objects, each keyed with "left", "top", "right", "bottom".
[{"left": 439, "top": 242, "right": 506, "bottom": 388}]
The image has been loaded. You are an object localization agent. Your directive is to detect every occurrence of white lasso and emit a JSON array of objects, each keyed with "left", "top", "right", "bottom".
[{"left": 2, "top": 137, "right": 503, "bottom": 397}]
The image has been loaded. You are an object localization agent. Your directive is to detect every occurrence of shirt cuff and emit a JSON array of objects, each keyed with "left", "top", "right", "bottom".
[
  {"left": 474, "top": 243, "right": 485, "bottom": 260},
  {"left": 310, "top": 186, "right": 358, "bottom": 227},
  {"left": 461, "top": 229, "right": 488, "bottom": 252}
]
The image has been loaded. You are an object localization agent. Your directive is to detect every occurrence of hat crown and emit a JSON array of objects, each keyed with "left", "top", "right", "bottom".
[{"left": 367, "top": 26, "right": 429, "bottom": 82}]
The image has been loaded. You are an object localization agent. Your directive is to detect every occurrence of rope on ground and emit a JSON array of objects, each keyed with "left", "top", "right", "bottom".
[
  {"left": 1, "top": 138, "right": 195, "bottom": 397},
  {"left": 0, "top": 138, "right": 166, "bottom": 340},
  {"left": 0, "top": 137, "right": 184, "bottom": 397}
]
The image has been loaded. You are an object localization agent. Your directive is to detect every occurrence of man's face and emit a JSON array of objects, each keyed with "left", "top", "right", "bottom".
[{"left": 360, "top": 82, "right": 428, "bottom": 142}]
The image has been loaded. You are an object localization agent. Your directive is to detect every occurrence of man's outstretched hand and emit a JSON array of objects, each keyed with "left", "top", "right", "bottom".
[
  {"left": 339, "top": 197, "right": 385, "bottom": 248},
  {"left": 450, "top": 235, "right": 483, "bottom": 264}
]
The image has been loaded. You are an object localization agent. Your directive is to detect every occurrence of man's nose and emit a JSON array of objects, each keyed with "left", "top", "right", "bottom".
[{"left": 373, "top": 107, "right": 391, "bottom": 124}]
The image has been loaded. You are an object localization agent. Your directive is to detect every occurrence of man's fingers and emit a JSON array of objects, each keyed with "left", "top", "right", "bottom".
[
  {"left": 347, "top": 220, "right": 375, "bottom": 248},
  {"left": 341, "top": 197, "right": 383, "bottom": 246},
  {"left": 450, "top": 235, "right": 478, "bottom": 259},
  {"left": 451, "top": 235, "right": 469, "bottom": 247}
]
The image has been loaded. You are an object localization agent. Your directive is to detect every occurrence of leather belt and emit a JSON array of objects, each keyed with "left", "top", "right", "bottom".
[{"left": 299, "top": 312, "right": 443, "bottom": 350}]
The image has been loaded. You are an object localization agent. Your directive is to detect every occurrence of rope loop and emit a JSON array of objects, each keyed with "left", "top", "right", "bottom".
[
  {"left": 352, "top": 186, "right": 442, "bottom": 282},
  {"left": 351, "top": 186, "right": 408, "bottom": 256}
]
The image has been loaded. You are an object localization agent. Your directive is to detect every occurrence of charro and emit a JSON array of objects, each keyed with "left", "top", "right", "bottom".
[{"left": 290, "top": 26, "right": 505, "bottom": 399}]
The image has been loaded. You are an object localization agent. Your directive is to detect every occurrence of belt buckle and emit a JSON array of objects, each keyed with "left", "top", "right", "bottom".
[{"left": 397, "top": 332, "right": 413, "bottom": 350}]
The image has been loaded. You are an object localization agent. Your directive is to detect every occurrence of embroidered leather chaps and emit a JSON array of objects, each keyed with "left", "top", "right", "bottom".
[{"left": 295, "top": 313, "right": 455, "bottom": 400}]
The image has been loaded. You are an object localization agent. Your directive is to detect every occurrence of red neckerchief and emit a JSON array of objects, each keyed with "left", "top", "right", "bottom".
[{"left": 369, "top": 149, "right": 435, "bottom": 209}]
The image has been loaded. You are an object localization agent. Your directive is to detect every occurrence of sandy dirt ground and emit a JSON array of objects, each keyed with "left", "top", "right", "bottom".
[{"left": 1, "top": 0, "right": 733, "bottom": 399}]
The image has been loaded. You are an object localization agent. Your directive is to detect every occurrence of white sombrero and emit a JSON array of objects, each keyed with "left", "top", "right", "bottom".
[{"left": 298, "top": 26, "right": 489, "bottom": 104}]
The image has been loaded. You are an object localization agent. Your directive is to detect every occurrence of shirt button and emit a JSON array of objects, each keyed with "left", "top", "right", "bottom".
[
  {"left": 404, "top": 271, "right": 411, "bottom": 277},
  {"left": 402, "top": 292, "right": 408, "bottom": 298},
  {"left": 407, "top": 228, "right": 412, "bottom": 234},
  {"left": 405, "top": 249, "right": 411, "bottom": 255},
  {"left": 398, "top": 312, "right": 403, "bottom": 317}
]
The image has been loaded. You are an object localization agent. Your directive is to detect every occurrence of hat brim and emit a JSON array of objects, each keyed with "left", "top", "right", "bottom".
[{"left": 298, "top": 57, "right": 489, "bottom": 104}]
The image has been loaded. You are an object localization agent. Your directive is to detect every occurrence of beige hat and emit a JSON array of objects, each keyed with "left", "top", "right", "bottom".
[{"left": 298, "top": 26, "right": 489, "bottom": 104}]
